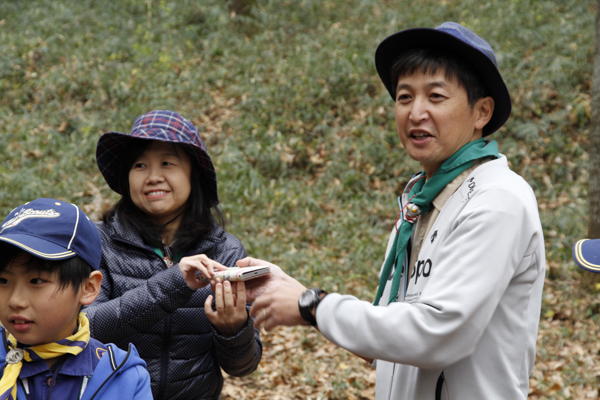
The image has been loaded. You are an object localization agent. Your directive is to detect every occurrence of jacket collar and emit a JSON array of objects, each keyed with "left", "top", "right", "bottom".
[{"left": 102, "top": 213, "right": 228, "bottom": 256}]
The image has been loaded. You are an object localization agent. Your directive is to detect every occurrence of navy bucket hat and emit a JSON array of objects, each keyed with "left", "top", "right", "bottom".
[
  {"left": 375, "top": 22, "right": 511, "bottom": 136},
  {"left": 0, "top": 198, "right": 102, "bottom": 270},
  {"left": 573, "top": 239, "right": 600, "bottom": 273},
  {"left": 96, "top": 110, "right": 219, "bottom": 206}
]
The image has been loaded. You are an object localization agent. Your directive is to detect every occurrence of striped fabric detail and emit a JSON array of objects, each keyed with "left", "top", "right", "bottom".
[
  {"left": 573, "top": 239, "right": 600, "bottom": 272},
  {"left": 0, "top": 238, "right": 75, "bottom": 259},
  {"left": 67, "top": 203, "right": 80, "bottom": 250}
]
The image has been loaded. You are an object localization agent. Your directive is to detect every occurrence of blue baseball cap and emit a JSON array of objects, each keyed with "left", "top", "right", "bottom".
[
  {"left": 573, "top": 239, "right": 600, "bottom": 273},
  {"left": 96, "top": 110, "right": 219, "bottom": 206},
  {"left": 0, "top": 198, "right": 102, "bottom": 270},
  {"left": 375, "top": 22, "right": 512, "bottom": 136}
]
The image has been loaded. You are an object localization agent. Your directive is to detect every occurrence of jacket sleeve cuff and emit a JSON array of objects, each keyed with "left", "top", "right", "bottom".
[{"left": 212, "top": 311, "right": 255, "bottom": 348}]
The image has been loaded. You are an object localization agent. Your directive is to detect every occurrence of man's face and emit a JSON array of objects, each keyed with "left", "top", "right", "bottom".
[
  {"left": 0, "top": 253, "right": 84, "bottom": 346},
  {"left": 394, "top": 70, "right": 492, "bottom": 177}
]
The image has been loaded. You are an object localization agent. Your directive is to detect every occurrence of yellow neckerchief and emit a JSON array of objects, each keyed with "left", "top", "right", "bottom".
[{"left": 0, "top": 313, "right": 90, "bottom": 400}]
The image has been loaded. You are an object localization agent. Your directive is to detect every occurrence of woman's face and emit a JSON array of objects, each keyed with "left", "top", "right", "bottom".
[{"left": 128, "top": 141, "right": 192, "bottom": 226}]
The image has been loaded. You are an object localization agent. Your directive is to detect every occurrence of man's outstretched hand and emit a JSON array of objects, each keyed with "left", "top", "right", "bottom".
[
  {"left": 237, "top": 257, "right": 309, "bottom": 331},
  {"left": 236, "top": 257, "right": 291, "bottom": 303}
]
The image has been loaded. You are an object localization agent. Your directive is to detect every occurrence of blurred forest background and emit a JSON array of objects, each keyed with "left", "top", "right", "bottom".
[{"left": 0, "top": 0, "right": 598, "bottom": 398}]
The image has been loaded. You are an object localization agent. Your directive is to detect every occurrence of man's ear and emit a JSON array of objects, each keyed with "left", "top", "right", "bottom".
[
  {"left": 80, "top": 271, "right": 103, "bottom": 306},
  {"left": 474, "top": 96, "right": 495, "bottom": 131}
]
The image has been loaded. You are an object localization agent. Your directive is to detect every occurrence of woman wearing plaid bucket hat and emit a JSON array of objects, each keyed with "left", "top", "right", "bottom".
[{"left": 84, "top": 110, "right": 262, "bottom": 400}]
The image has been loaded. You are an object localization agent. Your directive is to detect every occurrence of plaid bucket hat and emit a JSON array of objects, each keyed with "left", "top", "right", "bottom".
[
  {"left": 96, "top": 110, "right": 219, "bottom": 205},
  {"left": 375, "top": 22, "right": 511, "bottom": 136}
]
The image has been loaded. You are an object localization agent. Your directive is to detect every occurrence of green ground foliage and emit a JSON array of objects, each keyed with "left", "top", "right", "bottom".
[{"left": 0, "top": 0, "right": 597, "bottom": 397}]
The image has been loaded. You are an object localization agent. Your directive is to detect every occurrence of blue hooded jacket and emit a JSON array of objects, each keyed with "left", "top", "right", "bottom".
[{"left": 0, "top": 327, "right": 152, "bottom": 400}]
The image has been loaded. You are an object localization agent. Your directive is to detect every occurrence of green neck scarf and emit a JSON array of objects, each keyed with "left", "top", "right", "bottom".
[{"left": 373, "top": 138, "right": 499, "bottom": 306}]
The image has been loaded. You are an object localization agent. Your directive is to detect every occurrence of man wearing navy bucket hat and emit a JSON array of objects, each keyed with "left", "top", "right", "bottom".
[
  {"left": 241, "top": 23, "right": 546, "bottom": 399},
  {"left": 85, "top": 110, "right": 262, "bottom": 400}
]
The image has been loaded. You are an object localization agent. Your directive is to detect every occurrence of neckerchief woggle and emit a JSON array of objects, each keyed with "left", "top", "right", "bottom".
[
  {"left": 0, "top": 313, "right": 91, "bottom": 400},
  {"left": 373, "top": 138, "right": 499, "bottom": 306}
]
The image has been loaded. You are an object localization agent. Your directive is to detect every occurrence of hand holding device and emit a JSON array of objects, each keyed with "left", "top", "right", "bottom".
[{"left": 195, "top": 265, "right": 271, "bottom": 283}]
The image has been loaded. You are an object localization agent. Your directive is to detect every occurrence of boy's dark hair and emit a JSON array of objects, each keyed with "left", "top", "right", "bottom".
[
  {"left": 0, "top": 244, "right": 93, "bottom": 291},
  {"left": 390, "top": 48, "right": 490, "bottom": 108},
  {"left": 102, "top": 140, "right": 226, "bottom": 255}
]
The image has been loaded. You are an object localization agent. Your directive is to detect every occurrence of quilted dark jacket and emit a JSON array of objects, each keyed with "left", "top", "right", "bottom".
[{"left": 85, "top": 216, "right": 262, "bottom": 400}]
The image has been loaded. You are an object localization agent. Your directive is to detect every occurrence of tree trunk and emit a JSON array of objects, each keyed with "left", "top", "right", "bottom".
[
  {"left": 582, "top": 0, "right": 600, "bottom": 291},
  {"left": 227, "top": 0, "right": 254, "bottom": 16}
]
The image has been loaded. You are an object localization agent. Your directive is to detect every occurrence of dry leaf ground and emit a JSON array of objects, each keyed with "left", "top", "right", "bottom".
[{"left": 221, "top": 326, "right": 376, "bottom": 400}]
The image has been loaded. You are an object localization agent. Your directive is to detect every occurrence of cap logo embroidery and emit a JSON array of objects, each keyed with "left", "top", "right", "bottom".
[{"left": 0, "top": 208, "right": 61, "bottom": 233}]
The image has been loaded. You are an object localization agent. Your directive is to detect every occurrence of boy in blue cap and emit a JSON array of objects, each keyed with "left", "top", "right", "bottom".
[
  {"left": 573, "top": 239, "right": 600, "bottom": 273},
  {"left": 0, "top": 198, "right": 152, "bottom": 400}
]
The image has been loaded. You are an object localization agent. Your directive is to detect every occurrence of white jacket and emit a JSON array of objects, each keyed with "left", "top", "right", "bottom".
[{"left": 317, "top": 156, "right": 545, "bottom": 400}]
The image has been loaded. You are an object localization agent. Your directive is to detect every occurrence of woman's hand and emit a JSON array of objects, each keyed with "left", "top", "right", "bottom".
[
  {"left": 179, "top": 254, "right": 227, "bottom": 290},
  {"left": 204, "top": 280, "right": 248, "bottom": 337}
]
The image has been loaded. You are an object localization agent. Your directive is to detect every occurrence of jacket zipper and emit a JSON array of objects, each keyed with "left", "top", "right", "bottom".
[
  {"left": 435, "top": 372, "right": 445, "bottom": 399},
  {"left": 156, "top": 315, "right": 171, "bottom": 400},
  {"left": 17, "top": 379, "right": 30, "bottom": 400}
]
